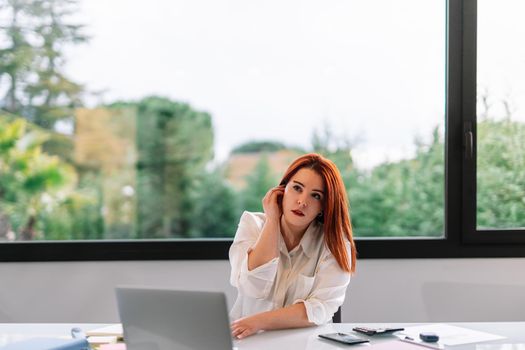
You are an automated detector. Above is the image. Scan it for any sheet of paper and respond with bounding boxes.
[477,345,525,350]
[86,324,123,338]
[367,340,434,349]
[401,324,505,346]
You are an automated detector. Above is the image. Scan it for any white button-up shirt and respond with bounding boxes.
[229,211,352,325]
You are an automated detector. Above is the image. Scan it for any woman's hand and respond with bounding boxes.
[231,314,264,339]
[262,185,285,223]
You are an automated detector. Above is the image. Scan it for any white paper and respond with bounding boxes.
[401,324,505,346]
[85,324,123,337]
[477,345,525,350]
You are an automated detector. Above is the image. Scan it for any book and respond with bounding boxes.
[86,324,123,340]
[98,344,126,350]
[0,337,90,350]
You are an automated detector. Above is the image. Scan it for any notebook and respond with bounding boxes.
[0,337,89,350]
[115,286,234,350]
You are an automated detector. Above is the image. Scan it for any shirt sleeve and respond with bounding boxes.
[294,241,352,325]
[229,211,279,300]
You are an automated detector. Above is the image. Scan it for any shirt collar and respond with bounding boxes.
[300,221,322,258]
[278,220,322,259]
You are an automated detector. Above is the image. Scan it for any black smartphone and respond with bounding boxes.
[318,333,370,345]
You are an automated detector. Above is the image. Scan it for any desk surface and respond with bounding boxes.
[1,322,524,349]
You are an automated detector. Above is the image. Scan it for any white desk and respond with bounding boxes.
[1,322,524,349]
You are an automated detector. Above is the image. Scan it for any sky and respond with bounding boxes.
[64,0,524,169]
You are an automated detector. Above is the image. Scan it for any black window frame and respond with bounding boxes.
[2,0,525,263]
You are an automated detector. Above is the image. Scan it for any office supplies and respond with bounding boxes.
[400,336,444,350]
[98,344,126,350]
[71,328,87,340]
[318,332,369,345]
[352,326,405,336]
[0,337,90,350]
[87,336,118,346]
[85,324,123,339]
[419,332,439,342]
[116,286,234,350]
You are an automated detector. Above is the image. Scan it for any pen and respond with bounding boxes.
[400,336,443,350]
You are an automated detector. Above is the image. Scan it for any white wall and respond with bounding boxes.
[0,258,524,323]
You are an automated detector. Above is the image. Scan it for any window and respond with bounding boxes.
[462,0,525,244]
[0,0,524,261]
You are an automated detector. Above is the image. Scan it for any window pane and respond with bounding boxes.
[0,0,445,241]
[477,0,525,229]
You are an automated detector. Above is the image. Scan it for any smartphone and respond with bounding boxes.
[318,333,370,345]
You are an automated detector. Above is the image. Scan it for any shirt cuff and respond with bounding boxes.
[294,298,333,326]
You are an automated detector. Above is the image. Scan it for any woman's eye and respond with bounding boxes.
[312,193,322,201]
[293,185,302,192]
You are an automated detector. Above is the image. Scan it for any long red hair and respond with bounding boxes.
[279,153,356,273]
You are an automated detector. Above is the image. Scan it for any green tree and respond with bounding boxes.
[240,155,277,213]
[25,0,88,129]
[133,96,214,238]
[0,116,76,239]
[232,141,288,154]
[350,127,444,237]
[189,168,240,238]
[477,117,525,228]
[0,0,38,114]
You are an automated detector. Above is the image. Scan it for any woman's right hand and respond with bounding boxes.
[262,185,284,223]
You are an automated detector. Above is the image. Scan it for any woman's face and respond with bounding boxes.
[282,168,325,228]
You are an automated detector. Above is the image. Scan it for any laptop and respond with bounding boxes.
[115,286,234,350]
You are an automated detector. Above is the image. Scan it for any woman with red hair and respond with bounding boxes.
[229,153,357,339]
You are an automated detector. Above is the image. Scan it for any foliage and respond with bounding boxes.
[0,0,88,130]
[189,168,241,238]
[239,155,278,213]
[0,116,73,239]
[350,127,444,237]
[477,117,525,228]
[231,141,288,154]
[134,96,214,238]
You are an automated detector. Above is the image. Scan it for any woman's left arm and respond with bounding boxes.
[231,303,313,339]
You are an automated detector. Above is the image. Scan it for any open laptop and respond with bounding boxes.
[115,286,234,350]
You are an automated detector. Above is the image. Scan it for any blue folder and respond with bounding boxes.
[0,337,90,350]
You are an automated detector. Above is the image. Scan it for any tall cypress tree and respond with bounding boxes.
[25,0,88,128]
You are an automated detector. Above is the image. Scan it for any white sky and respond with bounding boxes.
[64,0,525,168]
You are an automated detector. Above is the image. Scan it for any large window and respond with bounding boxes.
[476,0,525,230]
[0,0,524,260]
[462,0,525,245]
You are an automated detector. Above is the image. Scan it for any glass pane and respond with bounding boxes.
[0,0,445,241]
[477,0,525,229]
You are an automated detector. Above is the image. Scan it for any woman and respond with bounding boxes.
[229,153,357,339]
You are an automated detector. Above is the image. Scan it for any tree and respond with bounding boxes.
[133,96,214,238]
[0,0,38,114]
[231,141,288,154]
[240,155,277,213]
[25,0,88,129]
[0,116,76,239]
[189,168,240,238]
[477,117,525,228]
[0,0,88,129]
[349,127,444,237]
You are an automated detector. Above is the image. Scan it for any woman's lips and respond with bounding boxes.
[291,210,305,217]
